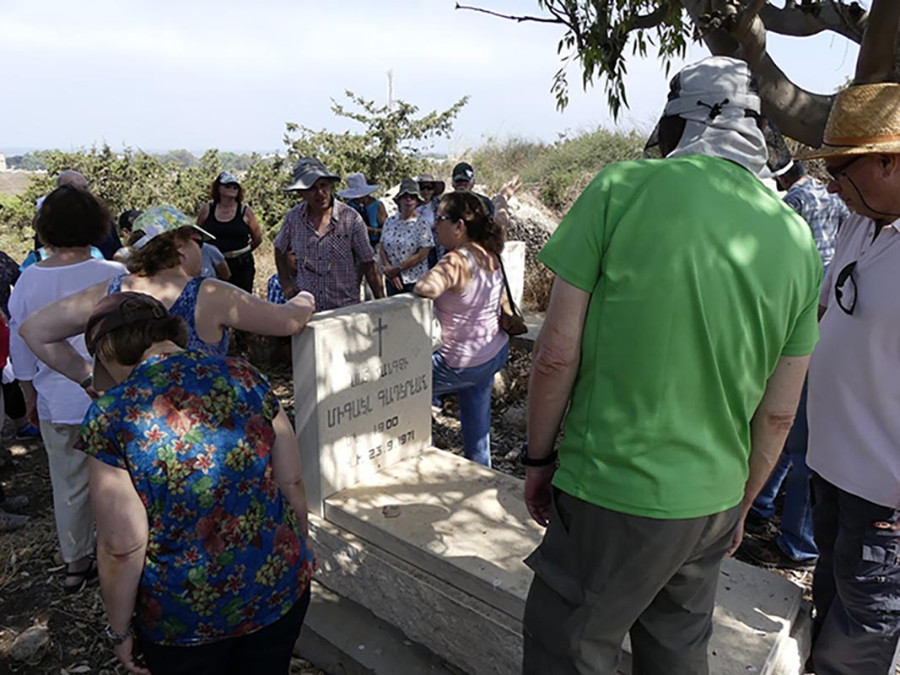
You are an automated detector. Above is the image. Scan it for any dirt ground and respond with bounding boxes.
[0,342,811,674]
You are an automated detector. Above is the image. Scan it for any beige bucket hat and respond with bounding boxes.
[799,83,900,160]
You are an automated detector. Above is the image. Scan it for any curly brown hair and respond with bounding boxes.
[125,228,192,276]
[210,177,245,204]
[35,185,112,248]
[438,192,505,254]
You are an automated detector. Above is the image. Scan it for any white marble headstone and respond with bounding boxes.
[501,241,525,309]
[292,295,435,515]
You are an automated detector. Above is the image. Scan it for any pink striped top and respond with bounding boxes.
[434,247,509,368]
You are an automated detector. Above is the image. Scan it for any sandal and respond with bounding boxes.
[63,559,98,595]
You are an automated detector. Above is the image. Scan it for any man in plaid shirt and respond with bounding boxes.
[274,158,385,311]
[777,160,849,269]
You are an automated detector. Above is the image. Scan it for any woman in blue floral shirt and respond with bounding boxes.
[78,292,314,675]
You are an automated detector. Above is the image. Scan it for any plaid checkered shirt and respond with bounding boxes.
[273,200,375,311]
[783,175,849,268]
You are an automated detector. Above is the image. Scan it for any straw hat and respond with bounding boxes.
[799,83,900,160]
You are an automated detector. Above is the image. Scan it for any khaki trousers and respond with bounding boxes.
[523,489,741,675]
[39,421,94,562]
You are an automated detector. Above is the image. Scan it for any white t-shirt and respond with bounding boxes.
[9,258,126,424]
[200,243,225,279]
[808,213,900,507]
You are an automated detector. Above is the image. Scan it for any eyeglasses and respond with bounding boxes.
[221,183,239,189]
[826,156,863,181]
[435,215,453,223]
[419,183,435,191]
[834,260,858,315]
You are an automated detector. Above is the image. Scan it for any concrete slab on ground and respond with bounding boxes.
[297,581,459,675]
[322,448,810,675]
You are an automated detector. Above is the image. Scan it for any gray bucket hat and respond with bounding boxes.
[284,157,340,191]
[393,178,424,205]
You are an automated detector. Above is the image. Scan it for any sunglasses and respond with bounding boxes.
[419,183,435,191]
[221,183,240,189]
[834,260,858,315]
[825,156,863,181]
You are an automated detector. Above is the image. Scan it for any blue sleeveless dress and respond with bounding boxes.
[107,275,229,357]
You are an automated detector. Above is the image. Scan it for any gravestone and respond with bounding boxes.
[292,295,435,515]
[500,241,525,308]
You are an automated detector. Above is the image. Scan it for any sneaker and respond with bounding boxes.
[738,538,815,570]
[0,495,28,512]
[744,511,777,538]
[0,508,29,532]
[15,423,41,439]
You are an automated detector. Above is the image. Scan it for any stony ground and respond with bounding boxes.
[0,340,815,673]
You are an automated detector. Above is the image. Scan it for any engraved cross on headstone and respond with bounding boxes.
[372,317,388,358]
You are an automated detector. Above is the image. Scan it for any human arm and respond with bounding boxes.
[243,205,264,251]
[195,279,314,338]
[362,261,386,298]
[196,202,210,227]
[89,456,150,675]
[274,246,298,299]
[377,200,387,227]
[726,354,810,556]
[214,259,231,281]
[523,278,590,526]
[492,176,520,232]
[18,281,108,385]
[271,406,309,539]
[413,250,466,299]
[351,213,384,299]
[385,247,431,283]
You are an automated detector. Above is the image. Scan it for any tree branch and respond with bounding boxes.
[682,0,833,146]
[631,5,672,30]
[454,3,565,24]
[759,1,866,42]
[855,0,900,83]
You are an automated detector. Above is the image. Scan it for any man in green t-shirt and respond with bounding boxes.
[521,56,821,674]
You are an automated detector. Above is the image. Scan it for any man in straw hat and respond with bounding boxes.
[521,55,821,674]
[274,158,385,311]
[797,82,900,675]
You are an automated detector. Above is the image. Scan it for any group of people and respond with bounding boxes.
[521,55,900,675]
[8,51,896,675]
[0,151,518,672]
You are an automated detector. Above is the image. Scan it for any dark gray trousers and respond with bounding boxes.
[522,489,741,675]
[811,474,900,675]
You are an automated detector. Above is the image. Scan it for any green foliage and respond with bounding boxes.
[533,0,688,117]
[0,194,35,260]
[466,127,646,212]
[284,91,469,188]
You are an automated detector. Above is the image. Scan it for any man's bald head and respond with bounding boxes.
[57,170,88,190]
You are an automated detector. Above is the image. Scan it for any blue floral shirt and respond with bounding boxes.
[79,351,314,646]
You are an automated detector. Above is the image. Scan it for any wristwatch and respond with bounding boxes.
[104,624,132,646]
[79,374,93,390]
[518,442,558,467]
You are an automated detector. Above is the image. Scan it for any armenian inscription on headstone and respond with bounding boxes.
[292,295,434,515]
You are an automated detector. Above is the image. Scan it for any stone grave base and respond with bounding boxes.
[297,448,812,675]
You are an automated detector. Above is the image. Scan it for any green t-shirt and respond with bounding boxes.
[538,154,821,519]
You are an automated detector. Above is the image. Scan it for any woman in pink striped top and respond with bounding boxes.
[414,192,509,467]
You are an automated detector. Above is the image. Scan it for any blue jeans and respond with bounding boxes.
[432,343,509,468]
[750,380,817,561]
[811,474,900,675]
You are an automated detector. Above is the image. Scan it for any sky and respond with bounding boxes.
[0,0,861,157]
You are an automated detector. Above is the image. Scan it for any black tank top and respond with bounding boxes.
[203,202,250,253]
